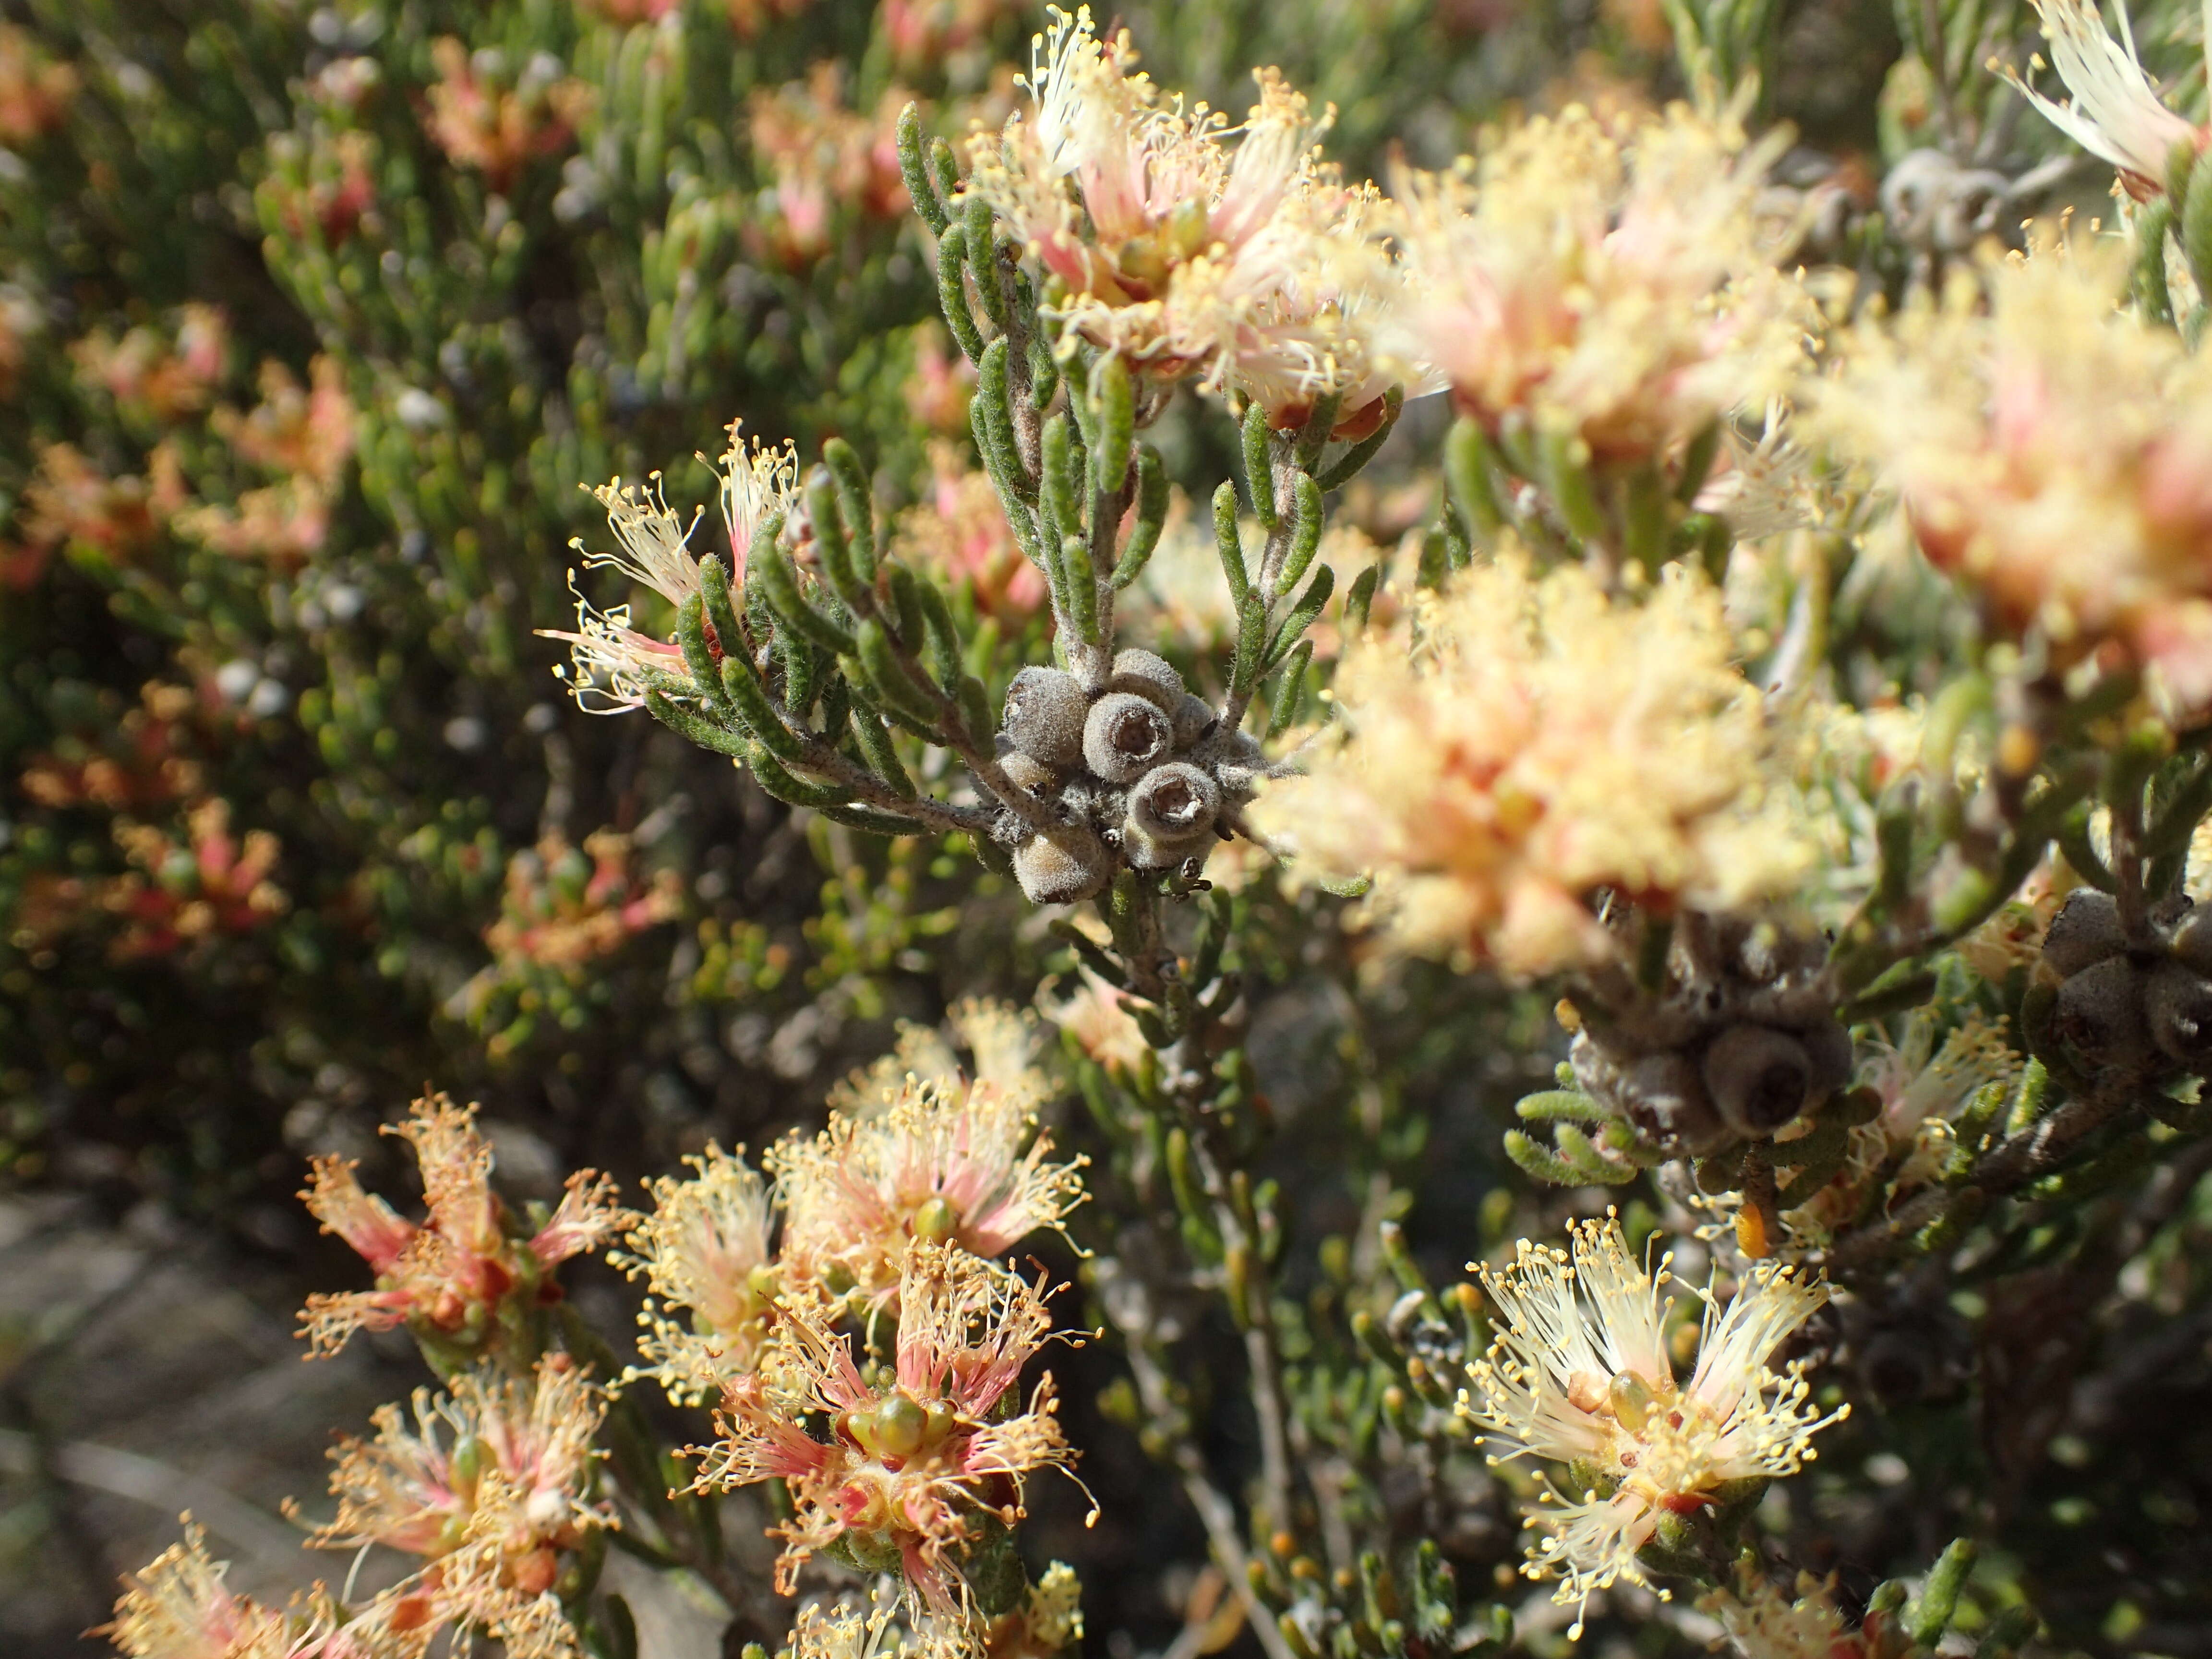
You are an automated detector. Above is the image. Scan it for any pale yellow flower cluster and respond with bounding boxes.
[1810,240,2212,714]
[969,5,1395,429]
[1384,105,1811,465]
[307,1355,615,1659]
[618,1000,1081,1407]
[1464,1217,1845,1637]
[1255,551,1818,976]
[103,1523,358,1659]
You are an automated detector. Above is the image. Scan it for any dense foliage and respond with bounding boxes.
[12,0,2212,1657]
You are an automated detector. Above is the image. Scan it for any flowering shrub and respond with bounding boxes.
[14,0,2212,1655]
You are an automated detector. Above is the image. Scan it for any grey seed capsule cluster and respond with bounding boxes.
[995,649,1258,904]
[2034,888,2212,1071]
[1569,915,1853,1154]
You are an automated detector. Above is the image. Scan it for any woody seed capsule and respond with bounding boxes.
[1083,692,1174,783]
[1702,1024,1815,1136]
[1012,822,1112,905]
[1109,647,1187,713]
[2041,888,2127,977]
[1001,667,1089,768]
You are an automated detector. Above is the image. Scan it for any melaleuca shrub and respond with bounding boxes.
[23,0,2212,1657]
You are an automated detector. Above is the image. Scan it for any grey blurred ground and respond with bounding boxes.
[0,1191,773,1657]
[0,1190,418,1653]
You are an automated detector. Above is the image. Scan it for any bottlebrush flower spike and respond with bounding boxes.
[685,1243,1086,1618]
[616,1142,780,1406]
[773,1074,1086,1304]
[2001,0,2206,196]
[299,1092,625,1361]
[1463,1215,1845,1637]
[309,1355,613,1659]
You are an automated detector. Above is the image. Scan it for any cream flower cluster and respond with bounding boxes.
[1253,550,1819,976]
[1810,240,2212,714]
[305,1357,615,1659]
[972,9,1803,461]
[1464,1217,1845,1636]
[547,420,797,712]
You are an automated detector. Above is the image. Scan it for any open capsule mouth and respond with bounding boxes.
[1738,1061,1811,1131]
[1109,709,1165,758]
[1149,779,1202,826]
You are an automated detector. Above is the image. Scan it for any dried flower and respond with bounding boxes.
[1254,550,1818,976]
[1384,105,1808,465]
[747,68,911,267]
[299,1093,625,1361]
[0,23,78,144]
[1810,239,2212,713]
[103,1522,351,1659]
[71,305,230,425]
[311,1356,612,1659]
[617,1142,780,1406]
[686,1243,1081,1616]
[1464,1216,1845,1636]
[774,1070,1085,1303]
[896,445,1046,619]
[2001,0,2205,196]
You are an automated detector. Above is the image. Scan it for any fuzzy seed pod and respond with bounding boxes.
[1702,1024,1814,1136]
[1011,822,1112,905]
[2051,955,2151,1067]
[997,749,1057,793]
[1171,692,1217,751]
[2145,962,2212,1064]
[1001,667,1090,768]
[1110,648,1186,713]
[2172,906,2212,974]
[2041,887,2127,978]
[1127,762,1221,842]
[1083,692,1174,782]
[1802,1020,1855,1098]
[1620,1049,1728,1154]
[1124,823,1214,871]
[1123,763,1222,869]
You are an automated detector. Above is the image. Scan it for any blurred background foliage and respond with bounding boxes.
[9,0,2212,1653]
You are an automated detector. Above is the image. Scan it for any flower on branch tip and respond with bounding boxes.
[1999,0,2206,197]
[1253,548,1819,977]
[774,1070,1086,1306]
[1463,1216,1845,1638]
[1382,104,1810,468]
[685,1242,1088,1620]
[1808,235,2212,716]
[308,1355,613,1659]
[969,6,1393,430]
[298,1092,626,1362]
[829,997,1055,1120]
[615,1142,780,1407]
[544,421,795,712]
[103,1519,357,1659]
